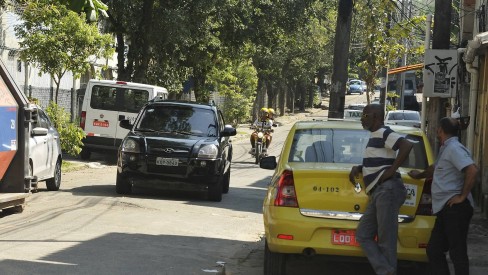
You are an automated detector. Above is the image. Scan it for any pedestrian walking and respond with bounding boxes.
[408,117,478,275]
[349,104,413,275]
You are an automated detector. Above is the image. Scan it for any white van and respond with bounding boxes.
[79,80,168,160]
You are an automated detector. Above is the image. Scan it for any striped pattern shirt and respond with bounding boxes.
[363,126,404,193]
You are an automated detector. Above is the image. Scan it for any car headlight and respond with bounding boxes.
[198,144,218,159]
[121,138,141,153]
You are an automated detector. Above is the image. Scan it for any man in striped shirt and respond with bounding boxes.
[349,104,413,275]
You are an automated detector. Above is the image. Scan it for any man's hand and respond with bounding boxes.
[408,170,422,179]
[378,168,395,183]
[447,194,466,207]
[349,166,361,185]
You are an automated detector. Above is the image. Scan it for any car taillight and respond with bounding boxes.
[80,111,86,130]
[274,170,299,207]
[415,178,433,216]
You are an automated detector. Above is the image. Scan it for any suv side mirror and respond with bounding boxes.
[221,125,237,137]
[119,119,133,130]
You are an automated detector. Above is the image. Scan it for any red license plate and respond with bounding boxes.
[331,230,360,246]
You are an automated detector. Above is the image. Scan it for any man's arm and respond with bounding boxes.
[447,164,478,206]
[408,165,434,179]
[380,138,412,182]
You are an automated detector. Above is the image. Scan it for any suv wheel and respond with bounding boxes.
[264,240,286,275]
[116,172,132,195]
[222,168,230,194]
[208,179,223,202]
[46,159,61,191]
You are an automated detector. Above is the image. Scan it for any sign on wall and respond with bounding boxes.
[423,49,458,98]
[0,77,18,181]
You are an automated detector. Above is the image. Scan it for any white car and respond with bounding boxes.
[385,110,421,128]
[29,106,62,191]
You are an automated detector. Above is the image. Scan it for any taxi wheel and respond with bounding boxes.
[222,168,230,194]
[264,240,286,275]
[46,159,61,191]
[116,172,132,195]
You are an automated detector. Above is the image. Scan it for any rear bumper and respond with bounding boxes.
[263,206,435,262]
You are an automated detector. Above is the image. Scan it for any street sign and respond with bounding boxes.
[423,49,458,98]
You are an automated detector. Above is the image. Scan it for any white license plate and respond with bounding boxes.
[156,157,178,166]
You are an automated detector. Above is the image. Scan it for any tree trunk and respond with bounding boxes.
[328,0,353,119]
[279,82,286,116]
[133,0,154,83]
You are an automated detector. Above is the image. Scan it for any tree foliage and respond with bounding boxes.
[15,0,114,103]
[45,102,85,156]
[354,0,425,103]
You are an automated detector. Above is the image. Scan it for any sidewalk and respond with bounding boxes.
[466,206,488,274]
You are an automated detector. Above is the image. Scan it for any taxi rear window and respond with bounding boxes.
[288,129,428,169]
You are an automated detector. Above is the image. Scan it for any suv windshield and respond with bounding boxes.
[136,106,217,137]
[289,129,428,169]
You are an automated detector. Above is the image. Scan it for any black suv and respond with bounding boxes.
[116,100,236,201]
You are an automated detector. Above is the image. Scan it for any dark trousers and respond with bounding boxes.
[427,199,473,275]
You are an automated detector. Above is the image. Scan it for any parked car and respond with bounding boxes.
[347,79,365,95]
[116,100,236,202]
[29,105,62,192]
[385,110,421,128]
[260,120,434,274]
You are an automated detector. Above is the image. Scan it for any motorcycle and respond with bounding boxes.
[250,123,275,164]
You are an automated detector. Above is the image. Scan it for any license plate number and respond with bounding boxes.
[331,230,360,246]
[156,157,178,166]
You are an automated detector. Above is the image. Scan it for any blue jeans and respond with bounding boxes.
[356,177,407,275]
[427,199,473,275]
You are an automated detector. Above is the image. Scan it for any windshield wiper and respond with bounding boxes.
[171,130,192,135]
[135,128,156,132]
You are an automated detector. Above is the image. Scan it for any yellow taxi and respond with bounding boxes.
[260,120,435,274]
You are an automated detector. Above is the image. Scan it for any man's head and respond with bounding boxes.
[361,104,384,132]
[437,117,459,142]
[268,108,275,119]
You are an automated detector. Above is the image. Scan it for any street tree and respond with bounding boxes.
[61,0,108,22]
[15,0,114,103]
[356,0,425,105]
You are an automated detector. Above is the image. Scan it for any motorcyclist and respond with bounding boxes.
[249,108,273,154]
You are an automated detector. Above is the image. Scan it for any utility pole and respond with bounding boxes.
[328,0,353,119]
[426,0,452,153]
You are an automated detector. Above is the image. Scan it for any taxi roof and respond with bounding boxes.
[292,119,424,136]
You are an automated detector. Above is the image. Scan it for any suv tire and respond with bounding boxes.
[222,168,230,194]
[116,172,132,195]
[208,179,223,202]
